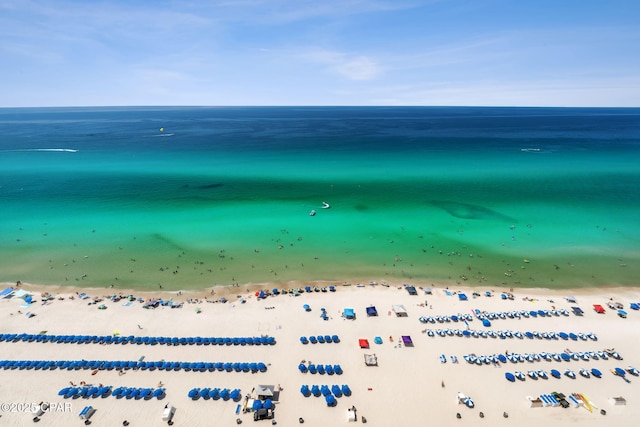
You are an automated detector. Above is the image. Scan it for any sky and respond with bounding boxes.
[1,0,639,107]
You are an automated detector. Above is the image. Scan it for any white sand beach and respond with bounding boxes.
[1,281,639,427]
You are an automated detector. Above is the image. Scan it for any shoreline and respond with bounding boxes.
[4,277,640,300]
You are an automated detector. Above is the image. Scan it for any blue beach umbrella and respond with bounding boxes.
[325,394,337,406]
[220,389,231,400]
[311,385,321,396]
[341,384,352,396]
[505,372,515,382]
[209,388,220,400]
[300,385,311,397]
[331,385,342,397]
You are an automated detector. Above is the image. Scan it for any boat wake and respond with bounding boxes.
[1,148,78,153]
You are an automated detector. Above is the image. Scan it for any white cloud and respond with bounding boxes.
[333,56,381,81]
[302,50,382,81]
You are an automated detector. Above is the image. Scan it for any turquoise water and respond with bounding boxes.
[1,107,639,290]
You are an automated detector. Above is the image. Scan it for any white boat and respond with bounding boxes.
[321,202,330,209]
[309,210,316,216]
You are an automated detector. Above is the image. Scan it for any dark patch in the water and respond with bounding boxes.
[354,204,369,211]
[194,183,223,190]
[430,200,515,222]
[152,233,184,251]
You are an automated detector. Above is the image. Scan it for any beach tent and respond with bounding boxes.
[424,287,432,295]
[343,308,355,319]
[256,385,275,400]
[401,336,413,346]
[565,296,577,303]
[13,289,32,300]
[617,310,627,318]
[359,339,370,349]
[364,354,378,366]
[571,307,584,316]
[593,304,606,314]
[405,286,417,295]
[366,306,378,316]
[458,293,468,301]
[392,305,408,317]
[0,288,14,298]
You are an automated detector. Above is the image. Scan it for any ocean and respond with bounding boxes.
[0,106,638,290]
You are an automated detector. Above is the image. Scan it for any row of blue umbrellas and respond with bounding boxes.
[300,335,340,344]
[300,384,352,404]
[505,368,603,382]
[188,387,241,401]
[464,349,617,366]
[298,363,343,375]
[428,328,597,341]
[0,360,267,373]
[475,308,570,320]
[112,387,166,399]
[0,333,276,346]
[58,385,115,399]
